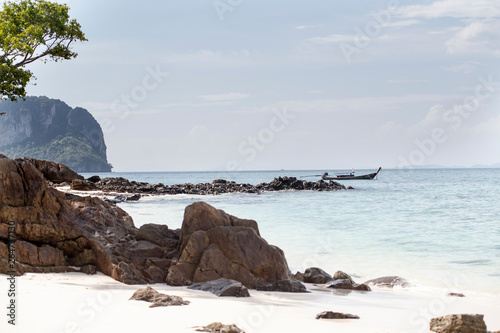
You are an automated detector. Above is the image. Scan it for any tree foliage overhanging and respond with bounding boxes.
[0,0,86,101]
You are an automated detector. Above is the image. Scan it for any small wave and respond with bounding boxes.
[449,259,491,265]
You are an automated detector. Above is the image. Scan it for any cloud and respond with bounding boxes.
[399,0,500,19]
[445,61,483,74]
[307,34,359,44]
[388,79,429,84]
[445,20,500,56]
[382,19,420,28]
[198,93,250,102]
[295,25,319,30]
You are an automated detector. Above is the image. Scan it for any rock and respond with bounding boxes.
[87,175,101,183]
[16,158,83,184]
[326,279,371,291]
[316,311,360,320]
[430,314,487,333]
[364,276,411,288]
[126,194,141,201]
[166,202,304,292]
[71,179,97,191]
[448,292,466,297]
[136,224,179,248]
[255,279,307,293]
[293,271,304,281]
[0,155,179,284]
[303,267,332,284]
[189,278,250,297]
[332,270,354,283]
[195,322,245,333]
[129,286,190,308]
[80,265,97,275]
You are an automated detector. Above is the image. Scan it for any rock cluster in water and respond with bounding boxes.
[71,175,352,195]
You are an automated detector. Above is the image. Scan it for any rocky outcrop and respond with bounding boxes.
[430,314,487,333]
[129,286,190,308]
[166,202,306,292]
[0,155,178,284]
[16,158,83,184]
[88,176,350,195]
[189,278,250,297]
[316,311,360,320]
[0,96,111,172]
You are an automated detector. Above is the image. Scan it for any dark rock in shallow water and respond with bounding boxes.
[364,276,411,288]
[189,278,250,297]
[429,314,487,333]
[448,292,466,297]
[325,271,371,291]
[316,311,360,320]
[129,286,190,308]
[326,279,371,291]
[88,175,350,195]
[303,267,332,284]
[87,175,101,183]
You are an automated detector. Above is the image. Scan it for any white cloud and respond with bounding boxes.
[198,93,250,102]
[382,19,420,28]
[399,0,500,19]
[307,34,361,44]
[295,25,318,30]
[445,20,500,56]
[445,61,482,74]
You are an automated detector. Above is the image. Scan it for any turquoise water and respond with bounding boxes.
[82,168,500,296]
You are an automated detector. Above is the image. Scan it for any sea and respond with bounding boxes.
[82,168,500,298]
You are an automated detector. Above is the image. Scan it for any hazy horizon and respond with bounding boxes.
[14,0,500,172]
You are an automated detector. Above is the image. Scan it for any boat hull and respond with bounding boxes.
[322,167,381,181]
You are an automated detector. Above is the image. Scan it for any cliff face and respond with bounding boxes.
[0,96,111,172]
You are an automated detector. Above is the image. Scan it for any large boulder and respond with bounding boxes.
[16,157,83,184]
[166,202,305,292]
[430,314,487,333]
[0,155,178,284]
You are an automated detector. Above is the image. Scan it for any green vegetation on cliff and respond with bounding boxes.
[0,96,112,172]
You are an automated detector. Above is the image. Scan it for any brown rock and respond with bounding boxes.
[70,179,96,191]
[0,155,179,284]
[166,202,305,292]
[326,279,371,291]
[332,270,355,284]
[448,292,466,297]
[430,314,487,333]
[316,311,360,320]
[16,158,83,184]
[293,271,304,281]
[129,286,190,308]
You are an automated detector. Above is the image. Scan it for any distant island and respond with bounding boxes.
[0,96,112,172]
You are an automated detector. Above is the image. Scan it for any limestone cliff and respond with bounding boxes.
[0,96,111,172]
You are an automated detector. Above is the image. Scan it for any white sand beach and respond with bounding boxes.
[1,272,499,333]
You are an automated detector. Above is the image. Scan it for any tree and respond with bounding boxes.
[0,0,86,101]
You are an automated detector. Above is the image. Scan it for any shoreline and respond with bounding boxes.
[1,272,499,333]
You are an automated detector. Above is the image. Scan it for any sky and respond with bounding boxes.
[20,0,500,171]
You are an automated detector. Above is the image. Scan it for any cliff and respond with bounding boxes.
[0,96,111,172]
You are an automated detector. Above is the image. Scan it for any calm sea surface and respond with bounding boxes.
[81,168,500,296]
